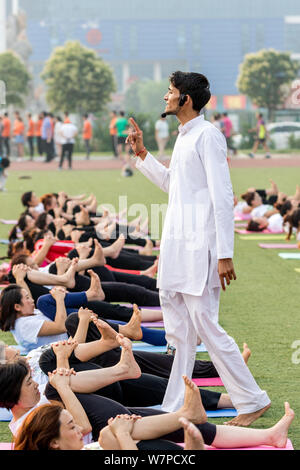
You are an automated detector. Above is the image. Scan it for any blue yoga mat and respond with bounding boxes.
[278,253,300,260]
[0,408,13,422]
[146,404,237,417]
[132,342,207,353]
[206,409,238,418]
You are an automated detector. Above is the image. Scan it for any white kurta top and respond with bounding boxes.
[136,115,234,296]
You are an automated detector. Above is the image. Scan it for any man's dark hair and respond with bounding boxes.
[0,358,29,409]
[120,111,125,117]
[21,192,33,208]
[169,71,211,112]
[247,220,263,232]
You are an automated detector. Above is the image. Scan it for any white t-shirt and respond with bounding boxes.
[234,201,249,215]
[251,204,272,218]
[11,309,68,356]
[267,213,283,233]
[54,122,64,145]
[61,123,78,145]
[155,120,169,139]
[33,202,45,214]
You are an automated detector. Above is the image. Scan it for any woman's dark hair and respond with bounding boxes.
[284,209,300,240]
[246,220,263,232]
[279,201,292,217]
[14,403,64,450]
[169,71,211,112]
[0,284,24,332]
[0,358,30,409]
[36,212,49,231]
[7,240,27,259]
[21,192,33,208]
[241,192,255,207]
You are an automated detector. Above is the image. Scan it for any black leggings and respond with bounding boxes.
[65,313,219,379]
[40,346,220,412]
[44,384,217,448]
[48,263,160,306]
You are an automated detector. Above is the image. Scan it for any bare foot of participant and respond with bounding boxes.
[179,417,206,451]
[139,239,153,256]
[140,260,158,278]
[103,234,126,259]
[119,304,143,341]
[63,258,78,289]
[115,334,141,380]
[224,402,271,427]
[242,343,251,364]
[177,376,207,425]
[91,239,106,266]
[266,402,295,448]
[86,269,105,301]
[92,317,119,349]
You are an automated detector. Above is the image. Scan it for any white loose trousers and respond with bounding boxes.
[160,286,271,414]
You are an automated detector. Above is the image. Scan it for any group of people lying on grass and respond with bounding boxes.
[234,180,300,238]
[0,189,295,450]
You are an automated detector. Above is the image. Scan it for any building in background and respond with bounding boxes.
[0,0,299,121]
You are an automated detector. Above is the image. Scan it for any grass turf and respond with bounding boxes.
[0,164,300,448]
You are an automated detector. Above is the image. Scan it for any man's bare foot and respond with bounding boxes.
[266,402,295,448]
[179,417,205,451]
[139,239,153,256]
[63,258,78,289]
[119,304,143,341]
[92,239,106,266]
[116,334,141,380]
[141,260,158,278]
[86,270,105,301]
[177,376,207,425]
[242,343,251,364]
[224,403,271,427]
[104,234,126,259]
[92,318,119,348]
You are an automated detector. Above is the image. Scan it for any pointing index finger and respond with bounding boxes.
[129,117,141,133]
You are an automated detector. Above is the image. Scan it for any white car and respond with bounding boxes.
[266,122,300,150]
[232,121,300,150]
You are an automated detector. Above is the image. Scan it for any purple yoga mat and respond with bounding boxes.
[141,321,164,328]
[120,304,162,310]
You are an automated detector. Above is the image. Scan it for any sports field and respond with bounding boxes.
[1,158,300,448]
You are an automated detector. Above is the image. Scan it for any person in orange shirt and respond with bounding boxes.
[2,113,11,159]
[109,111,118,158]
[82,113,93,160]
[13,116,25,161]
[27,113,35,160]
[35,113,44,157]
[64,112,71,124]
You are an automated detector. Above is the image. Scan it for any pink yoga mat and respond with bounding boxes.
[177,439,293,451]
[193,377,224,387]
[235,228,283,235]
[259,243,298,249]
[0,443,14,450]
[234,214,252,221]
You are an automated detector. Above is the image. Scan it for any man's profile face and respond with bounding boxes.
[164,83,181,116]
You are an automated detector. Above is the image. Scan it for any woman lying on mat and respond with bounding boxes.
[11,370,294,451]
[246,200,297,233]
[0,277,165,357]
[9,244,160,310]
[0,339,235,447]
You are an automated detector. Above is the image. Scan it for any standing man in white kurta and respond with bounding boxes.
[127,71,271,426]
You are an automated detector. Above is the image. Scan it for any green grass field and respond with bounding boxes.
[1,164,300,448]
